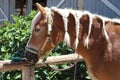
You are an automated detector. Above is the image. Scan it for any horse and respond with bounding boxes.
[25,3,120,80]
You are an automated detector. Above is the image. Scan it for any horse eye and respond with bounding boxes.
[35,28,40,32]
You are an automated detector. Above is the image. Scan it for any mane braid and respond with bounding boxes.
[51,7,71,46]
[62,9,70,46]
[70,10,82,49]
[32,7,120,50]
[98,15,111,42]
[84,12,94,49]
[45,8,52,34]
[51,8,111,49]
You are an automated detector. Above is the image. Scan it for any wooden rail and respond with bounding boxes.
[0,54,83,80]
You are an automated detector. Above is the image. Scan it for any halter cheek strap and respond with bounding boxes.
[41,36,55,53]
[40,8,54,54]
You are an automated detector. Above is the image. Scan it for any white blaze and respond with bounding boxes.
[31,12,41,32]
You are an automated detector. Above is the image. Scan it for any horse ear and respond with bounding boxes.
[36,3,46,16]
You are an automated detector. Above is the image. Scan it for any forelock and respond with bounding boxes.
[31,11,41,32]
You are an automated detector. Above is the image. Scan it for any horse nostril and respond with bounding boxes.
[24,50,39,64]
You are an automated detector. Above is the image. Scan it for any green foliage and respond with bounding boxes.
[0,10,90,80]
[0,10,37,60]
[52,42,75,55]
[0,10,37,80]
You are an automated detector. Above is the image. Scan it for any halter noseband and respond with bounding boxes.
[25,8,54,56]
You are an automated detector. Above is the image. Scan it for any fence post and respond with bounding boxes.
[22,65,35,80]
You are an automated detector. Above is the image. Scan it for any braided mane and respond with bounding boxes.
[31,7,120,49]
[51,7,113,49]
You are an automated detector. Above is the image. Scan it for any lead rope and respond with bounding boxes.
[73,54,79,80]
[73,61,77,80]
[42,54,79,80]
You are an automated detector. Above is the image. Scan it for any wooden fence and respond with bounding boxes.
[0,54,83,80]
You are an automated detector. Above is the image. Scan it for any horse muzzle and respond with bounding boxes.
[24,46,39,64]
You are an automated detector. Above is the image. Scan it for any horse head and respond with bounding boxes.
[25,3,55,64]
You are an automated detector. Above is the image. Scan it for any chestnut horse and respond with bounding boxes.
[25,3,120,80]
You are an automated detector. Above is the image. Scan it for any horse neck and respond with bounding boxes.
[51,9,92,48]
[50,9,107,62]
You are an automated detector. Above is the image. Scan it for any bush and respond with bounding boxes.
[0,10,37,60]
[0,10,90,80]
[0,10,37,80]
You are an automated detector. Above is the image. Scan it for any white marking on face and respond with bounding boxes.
[31,12,41,32]
[27,11,42,49]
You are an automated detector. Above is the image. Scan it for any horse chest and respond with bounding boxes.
[87,66,99,80]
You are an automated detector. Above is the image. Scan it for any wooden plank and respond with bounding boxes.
[9,0,15,22]
[83,0,120,18]
[0,8,8,21]
[4,0,9,20]
[0,54,83,72]
[83,0,96,12]
[56,0,66,8]
[47,0,78,9]
[0,0,9,23]
[78,0,83,10]
[22,65,35,80]
[0,0,3,18]
[26,0,33,15]
[70,0,77,9]
[0,60,27,71]
[101,0,120,17]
